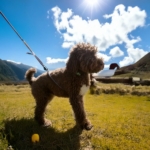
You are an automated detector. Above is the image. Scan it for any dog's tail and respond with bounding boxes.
[25,68,36,85]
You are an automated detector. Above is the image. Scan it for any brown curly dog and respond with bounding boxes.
[25,43,104,130]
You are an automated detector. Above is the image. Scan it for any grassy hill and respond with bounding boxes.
[115,52,150,79]
[0,59,18,81]
[0,59,44,82]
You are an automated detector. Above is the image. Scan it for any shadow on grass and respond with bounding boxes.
[3,118,82,150]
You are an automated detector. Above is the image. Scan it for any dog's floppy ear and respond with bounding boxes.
[66,51,78,73]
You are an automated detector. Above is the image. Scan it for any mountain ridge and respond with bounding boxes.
[0,59,44,81]
[1,52,150,82]
[115,52,150,78]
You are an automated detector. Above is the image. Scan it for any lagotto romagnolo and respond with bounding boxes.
[25,43,104,130]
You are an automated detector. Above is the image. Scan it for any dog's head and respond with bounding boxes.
[66,43,104,74]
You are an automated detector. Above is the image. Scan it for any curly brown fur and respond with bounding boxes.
[25,68,36,85]
[25,43,104,130]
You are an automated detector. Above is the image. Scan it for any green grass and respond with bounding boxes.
[0,84,150,150]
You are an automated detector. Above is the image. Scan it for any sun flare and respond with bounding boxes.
[86,0,99,7]
[81,0,104,18]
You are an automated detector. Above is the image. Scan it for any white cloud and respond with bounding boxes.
[119,47,148,67]
[46,57,68,64]
[119,56,134,67]
[51,6,61,20]
[51,6,73,33]
[109,46,124,57]
[62,42,74,48]
[98,53,111,62]
[125,36,141,49]
[7,60,21,64]
[127,47,148,62]
[48,4,148,69]
[104,64,110,69]
[50,4,146,51]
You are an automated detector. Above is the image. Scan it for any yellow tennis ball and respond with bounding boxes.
[31,134,40,143]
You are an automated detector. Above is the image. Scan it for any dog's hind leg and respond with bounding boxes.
[69,95,93,130]
[34,94,54,127]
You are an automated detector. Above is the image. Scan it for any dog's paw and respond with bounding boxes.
[83,123,93,130]
[42,119,52,127]
[80,120,93,130]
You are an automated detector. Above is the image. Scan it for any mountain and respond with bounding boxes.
[1,52,149,82]
[115,52,150,78]
[0,59,44,82]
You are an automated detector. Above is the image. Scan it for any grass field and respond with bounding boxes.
[0,84,150,150]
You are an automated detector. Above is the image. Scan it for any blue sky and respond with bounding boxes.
[0,0,150,71]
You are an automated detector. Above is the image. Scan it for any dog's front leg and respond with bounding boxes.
[69,95,93,130]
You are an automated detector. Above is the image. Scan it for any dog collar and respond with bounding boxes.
[76,72,81,76]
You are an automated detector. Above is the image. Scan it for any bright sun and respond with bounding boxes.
[81,0,102,18]
[86,0,99,7]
